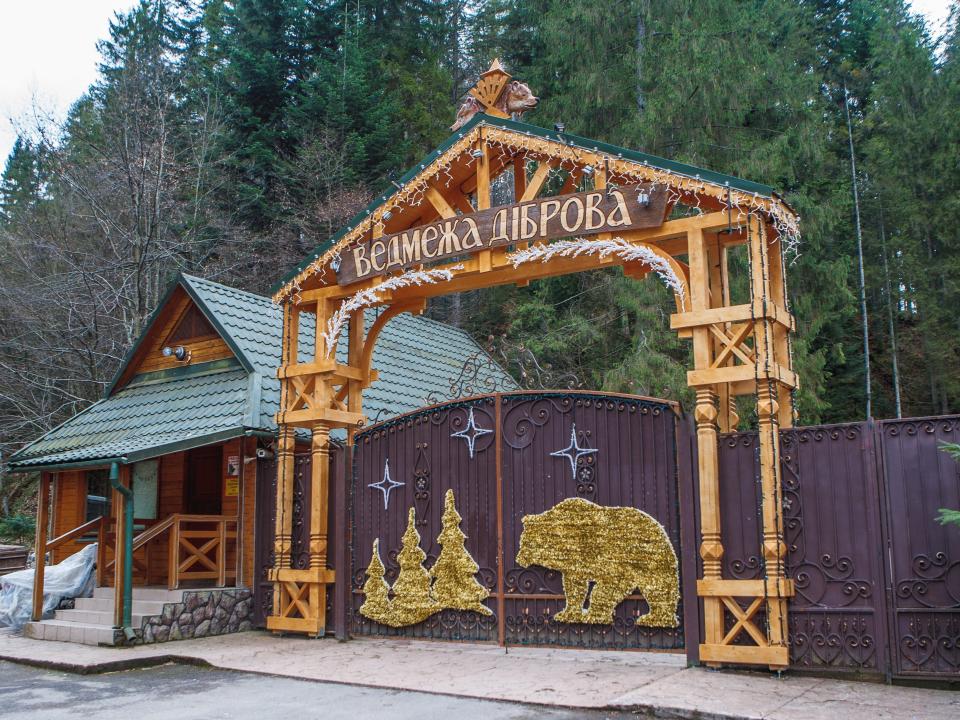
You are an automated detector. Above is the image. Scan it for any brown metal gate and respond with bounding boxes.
[879,416,960,679]
[350,391,688,650]
[715,416,960,681]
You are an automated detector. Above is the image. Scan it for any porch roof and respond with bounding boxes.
[7,275,515,471]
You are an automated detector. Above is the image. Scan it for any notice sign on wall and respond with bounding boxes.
[227,455,240,476]
[225,477,239,497]
[336,184,666,284]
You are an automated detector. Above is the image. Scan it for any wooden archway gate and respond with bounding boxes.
[267,86,798,669]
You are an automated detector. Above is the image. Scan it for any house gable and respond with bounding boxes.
[112,286,235,391]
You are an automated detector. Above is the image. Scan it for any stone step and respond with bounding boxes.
[74,597,169,615]
[93,586,185,603]
[54,608,153,627]
[22,620,115,646]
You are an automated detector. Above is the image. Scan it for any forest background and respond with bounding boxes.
[1,0,958,478]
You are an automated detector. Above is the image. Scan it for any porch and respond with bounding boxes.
[24,437,258,643]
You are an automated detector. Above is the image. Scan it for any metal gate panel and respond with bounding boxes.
[499,393,683,649]
[879,416,960,679]
[350,391,683,650]
[351,397,499,641]
[716,423,889,676]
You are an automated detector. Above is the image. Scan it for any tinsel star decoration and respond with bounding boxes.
[450,406,493,459]
[369,458,405,510]
[550,423,598,478]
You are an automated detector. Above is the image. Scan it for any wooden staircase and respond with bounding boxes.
[23,586,184,646]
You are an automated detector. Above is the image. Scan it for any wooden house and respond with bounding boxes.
[6,273,513,644]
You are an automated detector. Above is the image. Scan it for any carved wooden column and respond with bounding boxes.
[686,227,726,654]
[749,217,790,655]
[270,302,298,622]
[309,421,331,631]
[694,387,725,652]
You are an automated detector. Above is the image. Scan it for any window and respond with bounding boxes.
[86,470,111,521]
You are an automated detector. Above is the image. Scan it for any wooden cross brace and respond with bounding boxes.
[720,596,768,647]
[709,322,755,368]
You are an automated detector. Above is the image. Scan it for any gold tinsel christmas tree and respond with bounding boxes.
[388,507,440,626]
[431,489,492,615]
[358,538,393,624]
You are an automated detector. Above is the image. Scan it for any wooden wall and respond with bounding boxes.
[51,470,86,563]
[49,437,256,589]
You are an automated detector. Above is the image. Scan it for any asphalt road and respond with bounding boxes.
[0,660,644,719]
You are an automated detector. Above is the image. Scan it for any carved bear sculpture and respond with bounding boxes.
[451,81,539,131]
[516,498,680,626]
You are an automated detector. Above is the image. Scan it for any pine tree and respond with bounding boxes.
[431,489,492,615]
[389,507,440,625]
[358,538,393,624]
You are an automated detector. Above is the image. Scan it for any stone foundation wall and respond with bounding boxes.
[129,589,253,645]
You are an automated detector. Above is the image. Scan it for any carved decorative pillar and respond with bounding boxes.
[694,388,725,649]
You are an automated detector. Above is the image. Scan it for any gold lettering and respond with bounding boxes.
[370,240,387,271]
[460,218,483,249]
[421,226,440,257]
[539,199,561,236]
[490,208,510,245]
[401,229,422,264]
[438,220,462,255]
[520,204,538,240]
[352,246,372,278]
[384,236,402,270]
[560,197,585,233]
[606,190,632,227]
[585,192,605,231]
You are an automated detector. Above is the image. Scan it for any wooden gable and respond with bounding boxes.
[113,286,234,390]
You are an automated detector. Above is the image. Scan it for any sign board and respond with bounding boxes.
[336,184,666,284]
[225,477,240,497]
[227,455,240,477]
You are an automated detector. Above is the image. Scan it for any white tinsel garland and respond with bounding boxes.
[321,266,464,357]
[507,237,686,303]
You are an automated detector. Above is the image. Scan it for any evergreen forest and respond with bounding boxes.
[2,0,959,462]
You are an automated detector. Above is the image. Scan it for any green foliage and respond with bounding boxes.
[0,514,35,545]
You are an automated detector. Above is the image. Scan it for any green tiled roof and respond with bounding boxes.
[8,275,515,469]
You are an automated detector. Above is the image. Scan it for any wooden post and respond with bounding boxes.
[31,472,51,622]
[707,235,737,432]
[97,516,107,588]
[272,425,296,618]
[687,227,726,657]
[113,465,130,627]
[309,422,331,634]
[476,131,492,272]
[271,301,300,620]
[168,515,179,590]
[217,518,227,587]
[749,217,790,657]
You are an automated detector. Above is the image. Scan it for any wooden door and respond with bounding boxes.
[186,445,223,515]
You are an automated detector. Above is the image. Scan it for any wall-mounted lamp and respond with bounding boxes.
[471,148,484,158]
[637,190,651,207]
[581,165,594,177]
[162,345,191,362]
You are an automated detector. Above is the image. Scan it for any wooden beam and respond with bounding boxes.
[520,161,552,202]
[697,578,795,597]
[425,186,457,219]
[698,643,789,668]
[31,472,51,622]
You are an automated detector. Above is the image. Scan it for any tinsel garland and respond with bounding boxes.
[516,497,679,627]
[359,491,492,627]
[275,121,801,302]
[431,489,493,615]
[321,265,463,357]
[507,237,686,305]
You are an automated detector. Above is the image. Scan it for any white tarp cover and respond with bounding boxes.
[0,543,97,629]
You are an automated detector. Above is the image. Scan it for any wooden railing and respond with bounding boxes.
[101,514,238,590]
